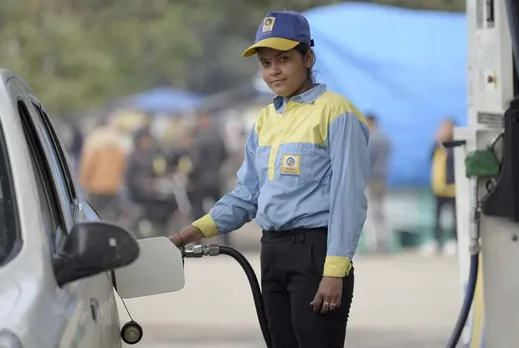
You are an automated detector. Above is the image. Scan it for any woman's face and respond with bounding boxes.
[258,47,312,97]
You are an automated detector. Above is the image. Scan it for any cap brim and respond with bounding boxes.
[242,38,300,57]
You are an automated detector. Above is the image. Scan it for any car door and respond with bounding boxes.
[2,77,100,348]
[28,99,118,347]
[16,92,105,348]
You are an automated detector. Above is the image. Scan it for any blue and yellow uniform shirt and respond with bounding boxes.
[193,84,370,278]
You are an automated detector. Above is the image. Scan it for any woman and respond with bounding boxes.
[169,10,370,348]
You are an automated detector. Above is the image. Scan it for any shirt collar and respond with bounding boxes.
[273,83,327,112]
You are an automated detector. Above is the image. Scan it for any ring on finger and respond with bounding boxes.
[330,302,337,309]
[323,302,330,307]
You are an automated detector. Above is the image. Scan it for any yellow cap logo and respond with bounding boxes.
[262,17,276,33]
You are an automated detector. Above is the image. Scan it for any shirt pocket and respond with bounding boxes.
[276,143,315,187]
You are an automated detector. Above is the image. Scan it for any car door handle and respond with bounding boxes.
[90,298,99,321]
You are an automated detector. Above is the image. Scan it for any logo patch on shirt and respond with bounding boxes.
[262,17,276,33]
[281,154,300,175]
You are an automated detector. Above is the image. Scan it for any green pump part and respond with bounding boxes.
[464,147,501,178]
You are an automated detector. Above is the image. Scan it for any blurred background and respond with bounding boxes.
[2,0,468,346]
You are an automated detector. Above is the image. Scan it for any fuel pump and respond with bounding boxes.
[448,0,519,347]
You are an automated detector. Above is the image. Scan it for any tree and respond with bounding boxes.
[0,0,465,114]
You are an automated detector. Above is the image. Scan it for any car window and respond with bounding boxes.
[32,103,76,203]
[18,101,65,250]
[0,116,20,265]
[21,101,75,222]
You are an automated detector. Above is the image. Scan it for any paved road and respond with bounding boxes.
[119,249,461,348]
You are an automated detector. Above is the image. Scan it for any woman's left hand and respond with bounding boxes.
[310,276,343,314]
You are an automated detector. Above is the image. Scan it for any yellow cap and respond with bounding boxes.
[242,37,300,57]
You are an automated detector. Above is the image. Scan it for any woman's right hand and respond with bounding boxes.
[169,225,205,247]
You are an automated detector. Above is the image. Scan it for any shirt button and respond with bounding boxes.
[285,112,290,116]
[279,130,283,133]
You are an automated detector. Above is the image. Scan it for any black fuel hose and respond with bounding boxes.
[446,253,479,348]
[218,246,273,348]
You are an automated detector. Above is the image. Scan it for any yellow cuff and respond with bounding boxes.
[323,256,352,277]
[192,214,219,238]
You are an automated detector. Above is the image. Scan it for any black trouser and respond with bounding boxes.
[434,196,457,246]
[261,228,354,348]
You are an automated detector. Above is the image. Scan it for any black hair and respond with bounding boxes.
[365,113,377,122]
[293,42,316,83]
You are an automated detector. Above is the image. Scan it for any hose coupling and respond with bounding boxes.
[469,239,481,255]
[183,244,220,258]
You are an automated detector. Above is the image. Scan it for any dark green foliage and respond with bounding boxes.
[0,0,465,114]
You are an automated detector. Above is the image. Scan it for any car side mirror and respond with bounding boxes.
[53,222,139,287]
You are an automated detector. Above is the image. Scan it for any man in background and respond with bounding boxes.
[125,131,157,213]
[424,117,457,256]
[365,114,392,253]
[78,118,130,221]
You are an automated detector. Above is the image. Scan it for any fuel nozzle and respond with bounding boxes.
[182,244,220,258]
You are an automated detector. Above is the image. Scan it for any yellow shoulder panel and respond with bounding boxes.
[316,91,367,125]
[315,91,367,142]
[254,91,366,147]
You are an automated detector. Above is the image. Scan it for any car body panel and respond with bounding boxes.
[0,69,186,348]
[0,71,121,348]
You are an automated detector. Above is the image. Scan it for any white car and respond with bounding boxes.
[0,70,185,348]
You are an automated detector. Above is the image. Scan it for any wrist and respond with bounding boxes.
[181,225,205,244]
[176,231,186,247]
[188,225,204,240]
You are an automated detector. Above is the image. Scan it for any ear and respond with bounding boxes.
[304,49,315,68]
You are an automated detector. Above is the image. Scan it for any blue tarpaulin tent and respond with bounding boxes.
[119,87,204,114]
[302,3,467,188]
